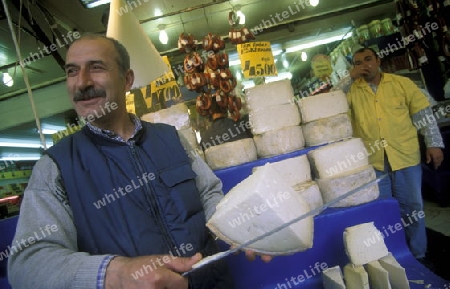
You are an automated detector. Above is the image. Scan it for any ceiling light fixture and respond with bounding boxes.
[0,141,43,148]
[80,0,111,8]
[310,0,320,7]
[0,155,41,161]
[3,71,13,87]
[235,5,246,25]
[285,30,352,53]
[158,24,169,44]
[301,51,308,61]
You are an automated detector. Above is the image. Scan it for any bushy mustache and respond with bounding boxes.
[73,87,106,102]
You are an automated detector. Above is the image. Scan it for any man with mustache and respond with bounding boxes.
[8,34,270,289]
[345,46,444,264]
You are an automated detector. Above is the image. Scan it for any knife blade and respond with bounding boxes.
[182,173,387,276]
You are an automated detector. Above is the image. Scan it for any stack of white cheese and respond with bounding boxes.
[252,155,323,213]
[245,80,305,158]
[297,90,352,147]
[322,222,410,289]
[207,163,314,255]
[141,103,203,159]
[307,138,380,208]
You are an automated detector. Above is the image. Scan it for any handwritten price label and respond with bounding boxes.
[237,41,278,78]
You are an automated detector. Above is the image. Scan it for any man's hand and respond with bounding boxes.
[350,65,370,80]
[105,253,202,289]
[426,147,444,169]
[243,249,273,263]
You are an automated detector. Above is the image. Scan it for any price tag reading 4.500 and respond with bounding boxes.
[237,41,278,79]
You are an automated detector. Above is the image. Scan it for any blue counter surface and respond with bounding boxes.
[213,148,449,289]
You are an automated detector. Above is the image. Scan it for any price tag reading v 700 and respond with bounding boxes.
[237,41,278,78]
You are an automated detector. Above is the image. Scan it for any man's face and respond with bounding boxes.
[352,49,381,82]
[64,38,133,120]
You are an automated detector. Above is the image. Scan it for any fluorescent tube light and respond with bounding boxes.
[80,0,111,8]
[0,156,41,161]
[0,142,43,148]
[286,31,353,53]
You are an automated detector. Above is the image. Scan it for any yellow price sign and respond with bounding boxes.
[125,92,136,114]
[150,56,181,108]
[237,41,277,78]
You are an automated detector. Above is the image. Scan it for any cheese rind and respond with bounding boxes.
[365,260,392,289]
[207,164,314,255]
[177,127,199,150]
[204,138,257,170]
[250,103,301,135]
[245,79,294,110]
[302,113,353,147]
[307,138,369,179]
[294,181,324,213]
[343,222,389,266]
[343,264,370,289]
[316,165,379,208]
[141,103,190,129]
[252,155,311,187]
[322,266,346,289]
[298,90,348,123]
[253,125,305,158]
[378,253,410,289]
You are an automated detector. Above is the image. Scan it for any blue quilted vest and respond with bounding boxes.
[46,122,234,289]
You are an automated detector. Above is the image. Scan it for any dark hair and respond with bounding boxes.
[69,34,130,75]
[352,47,379,63]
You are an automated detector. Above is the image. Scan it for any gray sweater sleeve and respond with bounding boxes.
[7,155,110,289]
[178,131,224,221]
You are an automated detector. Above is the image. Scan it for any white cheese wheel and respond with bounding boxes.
[378,253,410,289]
[365,260,392,289]
[252,155,311,187]
[302,113,353,147]
[177,127,199,150]
[322,266,346,289]
[207,163,314,255]
[307,138,369,179]
[250,103,301,135]
[294,181,324,213]
[343,222,389,266]
[297,90,348,123]
[253,125,305,158]
[316,165,379,208]
[204,138,257,170]
[244,79,294,110]
[343,264,370,289]
[141,103,190,130]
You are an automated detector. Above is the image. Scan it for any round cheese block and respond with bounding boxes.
[204,138,257,170]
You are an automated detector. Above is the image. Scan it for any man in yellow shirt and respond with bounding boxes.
[346,47,444,261]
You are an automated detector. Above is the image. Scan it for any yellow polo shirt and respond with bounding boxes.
[347,73,430,171]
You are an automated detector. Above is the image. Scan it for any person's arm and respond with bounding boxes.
[7,155,110,289]
[412,107,445,169]
[178,131,224,221]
